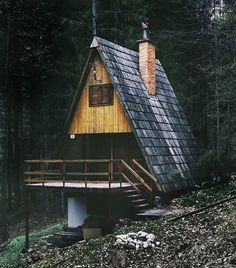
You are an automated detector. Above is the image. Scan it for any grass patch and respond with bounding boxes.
[0,220,66,268]
[173,175,236,208]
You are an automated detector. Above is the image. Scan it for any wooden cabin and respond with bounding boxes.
[24,31,200,230]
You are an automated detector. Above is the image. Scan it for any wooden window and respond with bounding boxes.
[89,84,113,107]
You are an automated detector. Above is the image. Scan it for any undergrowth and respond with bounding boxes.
[173,175,236,208]
[0,220,66,268]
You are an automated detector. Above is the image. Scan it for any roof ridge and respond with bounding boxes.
[92,36,138,56]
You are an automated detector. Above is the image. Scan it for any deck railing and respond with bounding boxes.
[24,159,122,188]
[24,159,159,196]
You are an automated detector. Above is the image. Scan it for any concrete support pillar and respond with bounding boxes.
[68,196,88,228]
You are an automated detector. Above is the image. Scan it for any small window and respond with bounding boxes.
[89,84,113,107]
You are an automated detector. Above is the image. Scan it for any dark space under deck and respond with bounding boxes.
[23,184,134,248]
[24,186,133,216]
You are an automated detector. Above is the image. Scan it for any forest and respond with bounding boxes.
[0,0,235,247]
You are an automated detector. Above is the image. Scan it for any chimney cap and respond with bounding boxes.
[141,17,149,29]
[141,17,150,40]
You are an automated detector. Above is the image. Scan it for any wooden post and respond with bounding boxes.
[43,188,48,218]
[110,136,114,182]
[120,160,122,188]
[108,161,111,189]
[42,162,45,187]
[62,161,65,188]
[61,161,65,214]
[85,162,87,188]
[61,191,65,214]
[24,190,29,249]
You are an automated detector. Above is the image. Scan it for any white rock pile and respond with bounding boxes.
[114,231,160,250]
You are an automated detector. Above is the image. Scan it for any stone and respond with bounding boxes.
[126,242,135,249]
[127,232,136,238]
[116,239,125,246]
[138,231,148,237]
[127,237,134,243]
[114,231,159,251]
[116,235,127,240]
[147,233,155,241]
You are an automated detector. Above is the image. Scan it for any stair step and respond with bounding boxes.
[127,194,142,199]
[135,203,149,209]
[123,189,137,193]
[131,199,146,203]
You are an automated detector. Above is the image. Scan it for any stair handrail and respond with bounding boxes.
[121,160,152,192]
[121,172,140,192]
[132,159,162,191]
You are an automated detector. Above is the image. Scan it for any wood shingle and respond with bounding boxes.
[92,36,200,192]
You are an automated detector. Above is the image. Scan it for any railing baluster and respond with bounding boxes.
[62,161,65,188]
[84,162,87,188]
[120,160,122,188]
[108,161,111,189]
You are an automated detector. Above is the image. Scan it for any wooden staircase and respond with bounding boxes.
[120,159,161,213]
[124,188,150,212]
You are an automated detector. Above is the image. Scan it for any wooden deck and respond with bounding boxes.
[25,181,131,189]
[24,159,157,194]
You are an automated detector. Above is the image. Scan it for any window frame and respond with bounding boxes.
[89,83,114,107]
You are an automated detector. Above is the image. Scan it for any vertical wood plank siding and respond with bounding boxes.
[69,56,132,134]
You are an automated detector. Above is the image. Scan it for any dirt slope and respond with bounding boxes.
[24,197,235,268]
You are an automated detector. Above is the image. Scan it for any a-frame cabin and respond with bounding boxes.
[24,29,200,230]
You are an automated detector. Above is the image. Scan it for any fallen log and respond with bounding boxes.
[170,194,236,222]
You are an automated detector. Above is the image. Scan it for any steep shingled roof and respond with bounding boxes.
[92,37,199,193]
[61,36,200,193]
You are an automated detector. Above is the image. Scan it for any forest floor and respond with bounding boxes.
[0,211,66,268]
[8,213,66,241]
[1,177,236,268]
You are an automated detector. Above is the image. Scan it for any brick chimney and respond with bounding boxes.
[138,18,156,95]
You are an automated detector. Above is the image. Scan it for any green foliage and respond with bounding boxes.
[170,169,185,180]
[0,236,25,268]
[173,175,236,208]
[29,221,66,240]
[194,150,217,178]
[0,220,66,268]
[194,150,236,179]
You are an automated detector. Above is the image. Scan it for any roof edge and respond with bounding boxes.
[55,49,96,157]
[90,36,99,48]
